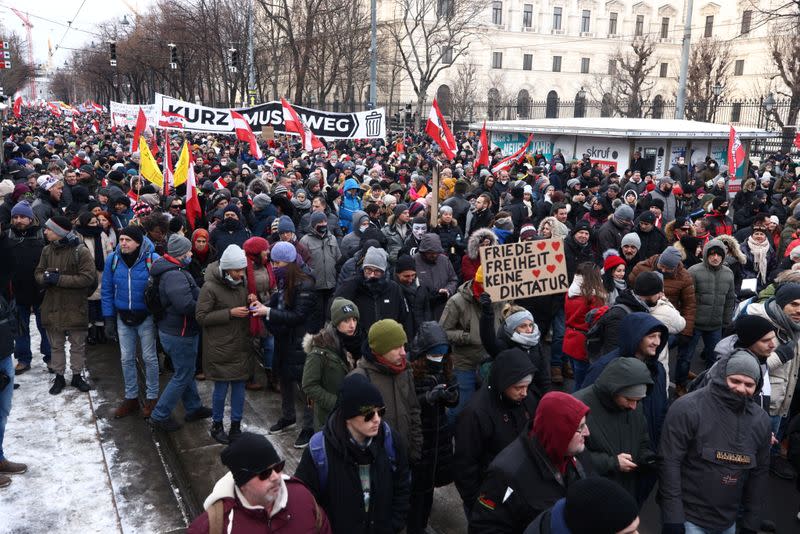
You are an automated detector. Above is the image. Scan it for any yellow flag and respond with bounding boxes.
[173,141,190,186]
[139,136,163,189]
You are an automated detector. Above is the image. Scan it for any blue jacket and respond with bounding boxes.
[111,208,134,229]
[101,237,160,317]
[583,312,670,447]
[150,256,199,337]
[339,178,362,232]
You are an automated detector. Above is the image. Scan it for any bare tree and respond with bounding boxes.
[767,33,800,148]
[0,30,35,97]
[450,61,478,121]
[385,0,488,128]
[685,38,732,122]
[592,36,658,118]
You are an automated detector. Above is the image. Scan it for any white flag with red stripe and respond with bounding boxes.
[91,120,100,134]
[185,155,201,229]
[230,110,263,159]
[158,110,187,129]
[213,176,229,190]
[47,102,62,117]
[425,99,457,160]
[272,159,285,171]
[280,98,324,151]
[491,134,534,174]
[728,125,745,173]
[71,116,78,135]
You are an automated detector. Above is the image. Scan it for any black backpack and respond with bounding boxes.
[144,273,167,322]
[585,303,631,362]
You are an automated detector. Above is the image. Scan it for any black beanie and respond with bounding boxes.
[119,225,144,245]
[49,215,73,233]
[712,196,726,210]
[396,254,416,274]
[734,315,776,348]
[633,271,664,297]
[564,477,639,534]
[338,374,384,420]
[511,186,524,199]
[220,432,281,487]
[775,282,800,308]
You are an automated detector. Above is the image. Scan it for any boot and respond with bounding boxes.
[142,399,157,419]
[71,374,91,392]
[245,375,263,391]
[550,366,564,385]
[562,362,574,380]
[49,374,66,395]
[0,474,9,488]
[86,325,97,346]
[265,369,280,393]
[210,421,229,445]
[114,398,139,419]
[95,324,107,344]
[228,421,242,442]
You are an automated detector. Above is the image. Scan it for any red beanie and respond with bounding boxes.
[531,392,590,473]
[603,254,626,272]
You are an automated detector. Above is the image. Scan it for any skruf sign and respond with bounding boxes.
[480,238,569,301]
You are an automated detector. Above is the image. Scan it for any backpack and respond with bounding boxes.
[309,421,398,493]
[143,273,167,322]
[584,303,631,361]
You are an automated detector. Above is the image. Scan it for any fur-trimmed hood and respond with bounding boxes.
[466,227,498,259]
[538,216,570,239]
[302,324,340,354]
[743,178,757,192]
[715,234,746,264]
[664,219,696,242]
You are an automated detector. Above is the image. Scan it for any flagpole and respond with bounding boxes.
[430,165,439,229]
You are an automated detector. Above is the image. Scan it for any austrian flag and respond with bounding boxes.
[425,98,457,160]
[230,110,263,159]
[159,110,187,129]
[213,176,229,190]
[280,98,324,151]
[728,125,745,172]
[91,120,100,134]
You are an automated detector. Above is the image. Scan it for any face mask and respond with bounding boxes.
[718,206,728,214]
[273,266,287,281]
[359,223,369,232]
[223,218,238,230]
[316,225,327,236]
[412,224,427,239]
[181,256,192,266]
[426,355,444,363]
[224,273,242,286]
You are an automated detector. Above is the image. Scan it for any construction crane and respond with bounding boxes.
[10,8,36,100]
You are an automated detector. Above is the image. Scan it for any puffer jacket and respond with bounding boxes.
[299,230,341,290]
[195,262,254,382]
[101,237,159,317]
[302,326,352,430]
[34,233,96,329]
[339,178,362,232]
[439,280,502,371]
[266,276,316,382]
[150,255,199,337]
[2,224,45,306]
[461,228,497,282]
[629,254,696,335]
[688,239,736,331]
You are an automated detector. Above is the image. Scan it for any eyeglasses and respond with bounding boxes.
[361,406,386,422]
[363,267,384,277]
[257,460,285,480]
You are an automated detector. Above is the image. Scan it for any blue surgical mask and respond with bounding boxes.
[181,256,192,266]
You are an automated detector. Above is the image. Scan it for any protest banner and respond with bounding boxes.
[479,238,569,301]
[109,101,158,129]
[261,125,275,140]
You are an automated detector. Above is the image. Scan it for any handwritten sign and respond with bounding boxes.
[261,125,275,140]
[479,238,569,301]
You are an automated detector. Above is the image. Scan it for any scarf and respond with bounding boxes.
[766,299,800,346]
[336,329,363,361]
[746,236,771,284]
[191,229,211,264]
[75,226,105,271]
[614,278,627,291]
[374,353,407,374]
[511,328,541,348]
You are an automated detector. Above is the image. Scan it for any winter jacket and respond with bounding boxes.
[34,234,96,330]
[334,274,411,339]
[658,357,771,532]
[433,221,465,275]
[573,358,654,498]
[688,239,736,331]
[563,233,596,281]
[635,226,669,259]
[591,289,650,359]
[1,224,45,306]
[462,228,497,282]
[299,230,341,290]
[414,251,458,321]
[209,222,251,258]
[649,187,677,223]
[595,217,628,253]
[187,472,331,534]
[341,211,368,260]
[704,210,733,237]
[740,239,777,292]
[101,238,159,317]
[195,262,254,382]
[629,254,696,336]
[251,206,277,238]
[302,326,352,430]
[265,276,316,382]
[31,191,61,224]
[339,179,363,233]
[454,349,538,514]
[350,355,423,463]
[563,279,604,362]
[381,220,410,268]
[150,256,199,337]
[439,280,501,371]
[295,411,410,534]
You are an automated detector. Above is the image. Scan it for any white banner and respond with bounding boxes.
[109,101,158,129]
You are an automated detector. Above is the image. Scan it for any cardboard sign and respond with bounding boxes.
[261,125,275,140]
[479,238,569,301]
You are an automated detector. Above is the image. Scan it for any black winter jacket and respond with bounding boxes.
[265,276,316,381]
[1,224,45,306]
[334,274,411,340]
[150,256,199,337]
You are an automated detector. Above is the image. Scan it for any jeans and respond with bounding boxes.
[550,308,565,367]
[212,380,246,422]
[449,369,479,425]
[676,329,722,386]
[571,358,590,391]
[280,377,313,431]
[684,521,735,534]
[14,303,51,366]
[261,335,275,369]
[0,355,14,461]
[117,315,160,400]
[151,332,202,422]
[770,414,785,455]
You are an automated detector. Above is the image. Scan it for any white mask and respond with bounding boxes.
[426,355,444,363]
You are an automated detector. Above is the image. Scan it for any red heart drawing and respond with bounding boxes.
[551,242,561,251]
[532,269,541,278]
[537,242,547,251]
[546,264,556,273]
[555,254,564,263]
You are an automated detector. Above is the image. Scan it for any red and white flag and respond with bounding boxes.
[213,176,229,190]
[425,99,457,160]
[47,102,62,117]
[728,125,745,173]
[185,155,201,229]
[158,110,186,129]
[162,137,174,197]
[230,110,263,159]
[71,117,78,135]
[91,120,100,134]
[794,132,800,151]
[476,120,490,168]
[127,189,139,202]
[280,98,324,152]
[491,134,534,174]
[272,159,285,171]
[12,96,22,118]
[132,107,148,152]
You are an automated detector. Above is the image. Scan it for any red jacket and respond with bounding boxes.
[563,294,603,361]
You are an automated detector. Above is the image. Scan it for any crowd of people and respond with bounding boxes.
[1,108,800,534]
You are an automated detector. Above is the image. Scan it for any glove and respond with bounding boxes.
[443,385,459,404]
[661,524,685,534]
[104,318,118,342]
[43,270,60,286]
[677,334,693,349]
[425,384,448,405]
[479,292,493,313]
[775,342,795,363]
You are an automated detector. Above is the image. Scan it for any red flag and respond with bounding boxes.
[149,128,159,156]
[127,189,139,202]
[230,110,263,159]
[491,134,534,174]
[158,110,186,129]
[476,121,490,168]
[728,125,745,174]
[213,176,229,190]
[91,120,100,134]
[71,117,78,135]
[794,132,800,151]
[272,159,285,171]
[185,155,201,230]
[101,177,108,188]
[12,96,22,118]
[47,102,62,117]
[425,99,457,160]
[280,98,324,151]
[132,108,147,152]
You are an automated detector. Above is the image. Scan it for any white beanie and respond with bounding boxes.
[219,245,247,270]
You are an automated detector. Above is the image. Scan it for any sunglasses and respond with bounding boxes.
[257,460,285,480]
[361,407,386,422]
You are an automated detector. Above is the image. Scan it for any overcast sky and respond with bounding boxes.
[1,0,156,66]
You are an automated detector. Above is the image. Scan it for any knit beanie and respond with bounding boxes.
[633,271,663,297]
[339,374,384,420]
[46,216,73,238]
[277,215,295,234]
[10,200,34,220]
[220,432,281,488]
[504,309,534,336]
[310,211,327,227]
[368,319,407,355]
[614,204,634,223]
[330,297,359,327]
[563,477,639,534]
[734,315,776,349]
[639,210,656,224]
[393,203,409,217]
[620,232,641,249]
[119,225,144,245]
[602,251,626,272]
[363,246,388,272]
[167,234,192,257]
[219,244,248,270]
[726,350,762,382]
[657,246,682,269]
[776,283,800,308]
[252,193,271,211]
[396,254,416,274]
[270,241,297,263]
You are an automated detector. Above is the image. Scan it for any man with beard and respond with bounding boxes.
[466,193,494,235]
[620,232,641,273]
[635,211,669,260]
[31,175,64,223]
[414,234,458,321]
[564,221,596,281]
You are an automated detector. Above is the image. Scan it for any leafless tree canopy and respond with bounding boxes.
[0,29,35,97]
[685,38,732,122]
[768,33,800,129]
[450,62,479,121]
[592,36,657,118]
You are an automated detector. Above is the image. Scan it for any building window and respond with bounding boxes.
[442,47,453,65]
[553,7,562,30]
[492,1,502,25]
[523,4,533,28]
[660,62,668,77]
[581,10,591,32]
[653,95,664,119]
[492,51,503,69]
[523,54,533,70]
[741,10,752,34]
[635,15,644,36]
[608,12,618,35]
[704,15,714,37]
[661,17,669,39]
[553,55,562,72]
[581,57,590,73]
[608,59,617,75]
[734,59,744,76]
[731,102,742,122]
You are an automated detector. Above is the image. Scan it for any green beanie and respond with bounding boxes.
[368,319,407,355]
[330,297,360,327]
